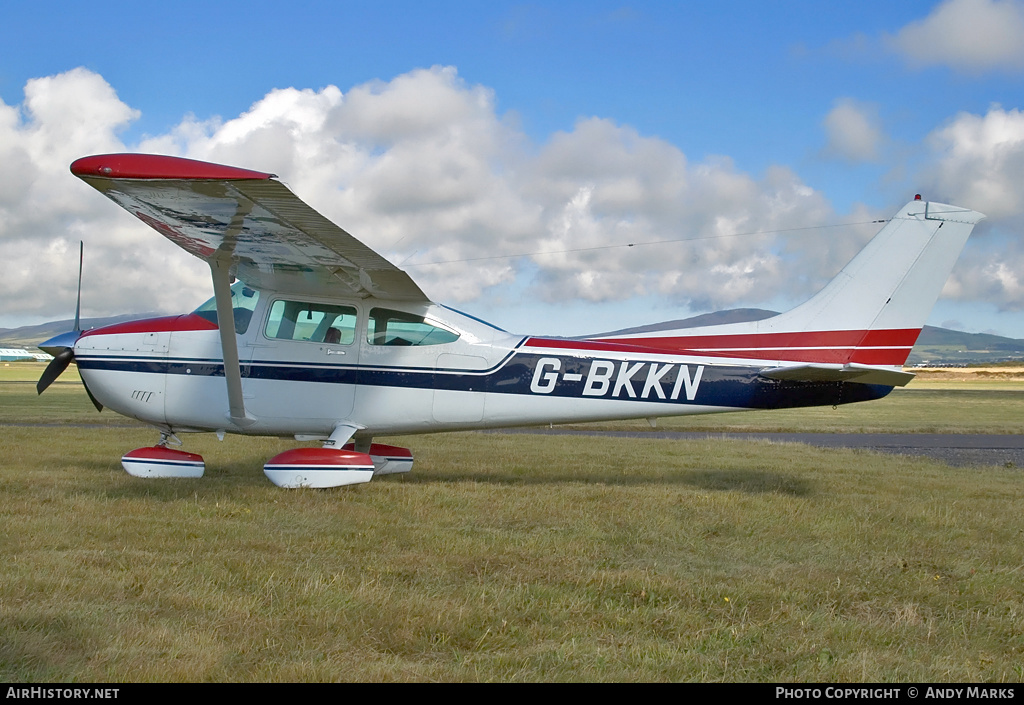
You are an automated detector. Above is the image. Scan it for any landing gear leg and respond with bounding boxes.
[344,438,413,477]
[156,431,183,448]
[352,436,372,454]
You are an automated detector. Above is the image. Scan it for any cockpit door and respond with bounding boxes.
[241,297,359,431]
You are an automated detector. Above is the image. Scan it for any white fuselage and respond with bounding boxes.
[74,293,787,440]
[74,291,899,443]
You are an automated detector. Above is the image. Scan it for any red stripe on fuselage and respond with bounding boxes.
[849,348,916,365]
[527,328,921,365]
[594,328,921,350]
[79,313,218,338]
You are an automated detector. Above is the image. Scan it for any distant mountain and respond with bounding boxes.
[0,313,160,349]
[3,309,1022,365]
[915,325,1023,349]
[592,308,1024,365]
[593,308,778,337]
[910,325,1024,365]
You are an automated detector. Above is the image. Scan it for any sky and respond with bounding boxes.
[2,0,1023,338]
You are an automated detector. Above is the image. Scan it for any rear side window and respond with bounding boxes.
[367,308,459,346]
[265,300,357,344]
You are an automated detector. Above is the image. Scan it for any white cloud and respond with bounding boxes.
[887,0,1024,73]
[519,123,836,308]
[135,68,842,313]
[822,99,883,162]
[919,105,1024,311]
[924,106,1024,217]
[7,64,1019,332]
[941,242,1024,312]
[0,68,209,322]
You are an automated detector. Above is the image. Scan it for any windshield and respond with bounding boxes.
[193,281,261,334]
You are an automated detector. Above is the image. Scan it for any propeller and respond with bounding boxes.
[36,242,103,411]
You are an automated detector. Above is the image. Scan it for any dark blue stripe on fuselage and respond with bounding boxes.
[76,352,893,410]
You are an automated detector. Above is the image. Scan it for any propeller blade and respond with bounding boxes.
[37,348,74,395]
[37,242,101,411]
[81,377,104,412]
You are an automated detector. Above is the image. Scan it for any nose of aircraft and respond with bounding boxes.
[36,330,81,394]
[38,329,82,358]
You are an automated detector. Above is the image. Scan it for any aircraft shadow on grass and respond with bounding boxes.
[80,459,813,498]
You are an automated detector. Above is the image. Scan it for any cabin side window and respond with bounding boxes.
[265,300,358,344]
[366,308,460,346]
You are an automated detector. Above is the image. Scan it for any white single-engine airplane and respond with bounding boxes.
[37,153,985,488]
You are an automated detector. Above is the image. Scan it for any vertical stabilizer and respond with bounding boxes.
[760,200,984,335]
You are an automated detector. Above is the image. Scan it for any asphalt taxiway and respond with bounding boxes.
[493,429,1024,467]
[5,422,1022,467]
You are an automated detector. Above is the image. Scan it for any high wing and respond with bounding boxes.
[71,153,427,302]
[72,152,428,427]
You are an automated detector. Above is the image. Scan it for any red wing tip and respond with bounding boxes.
[70,153,275,181]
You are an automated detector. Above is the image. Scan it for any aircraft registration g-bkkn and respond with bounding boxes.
[37,153,985,488]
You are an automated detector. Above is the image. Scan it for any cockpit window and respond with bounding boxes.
[265,300,357,344]
[367,308,459,346]
[193,282,261,334]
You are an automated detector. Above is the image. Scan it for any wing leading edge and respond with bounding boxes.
[71,154,428,302]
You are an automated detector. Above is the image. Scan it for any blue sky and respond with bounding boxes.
[2,0,1023,337]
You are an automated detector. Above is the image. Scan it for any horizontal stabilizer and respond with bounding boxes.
[760,363,916,387]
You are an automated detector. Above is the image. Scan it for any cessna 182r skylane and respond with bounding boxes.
[36,153,985,488]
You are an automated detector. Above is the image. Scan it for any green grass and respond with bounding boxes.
[1,430,1023,681]
[0,362,58,382]
[0,382,141,427]
[2,362,1023,681]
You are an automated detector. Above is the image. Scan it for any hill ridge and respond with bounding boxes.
[2,309,1021,365]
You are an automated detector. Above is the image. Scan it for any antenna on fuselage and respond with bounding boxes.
[74,240,83,333]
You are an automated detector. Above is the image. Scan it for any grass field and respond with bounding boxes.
[1,362,1022,681]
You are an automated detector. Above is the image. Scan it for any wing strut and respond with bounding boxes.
[210,197,257,427]
[210,258,254,426]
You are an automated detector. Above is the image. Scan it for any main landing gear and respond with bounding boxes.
[262,441,413,488]
[120,432,413,488]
